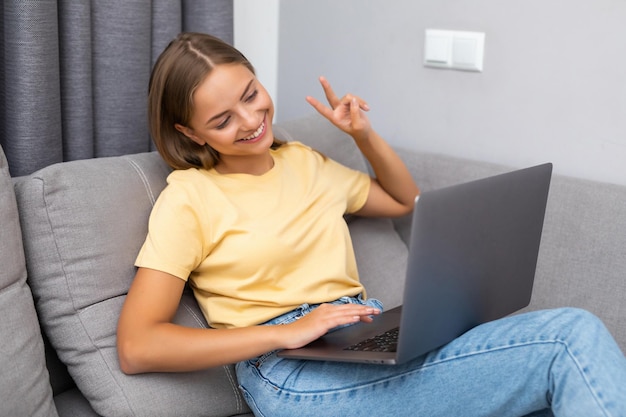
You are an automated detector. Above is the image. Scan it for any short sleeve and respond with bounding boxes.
[319,153,371,214]
[135,176,207,280]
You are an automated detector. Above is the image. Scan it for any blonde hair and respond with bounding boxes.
[148,32,283,170]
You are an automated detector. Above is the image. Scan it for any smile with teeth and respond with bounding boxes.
[239,121,265,141]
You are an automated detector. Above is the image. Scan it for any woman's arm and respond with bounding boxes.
[306,77,420,218]
[117,267,380,374]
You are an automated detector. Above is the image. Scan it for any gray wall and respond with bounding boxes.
[276,0,626,186]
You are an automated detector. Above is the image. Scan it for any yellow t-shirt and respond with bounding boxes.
[135,141,371,328]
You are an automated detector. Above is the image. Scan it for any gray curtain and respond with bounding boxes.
[1,0,233,177]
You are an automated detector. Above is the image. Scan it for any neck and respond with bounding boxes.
[215,153,274,176]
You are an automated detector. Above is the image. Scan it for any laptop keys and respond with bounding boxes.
[344,327,399,352]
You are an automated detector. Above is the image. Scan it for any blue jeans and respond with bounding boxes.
[236,298,626,417]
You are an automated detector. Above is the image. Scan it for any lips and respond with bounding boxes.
[238,117,267,143]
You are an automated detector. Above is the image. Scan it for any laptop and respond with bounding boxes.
[278,163,553,365]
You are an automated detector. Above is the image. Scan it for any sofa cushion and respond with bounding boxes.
[15,152,250,416]
[349,217,408,309]
[0,145,58,417]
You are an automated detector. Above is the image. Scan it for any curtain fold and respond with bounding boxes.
[1,0,233,177]
[58,0,94,161]
[2,0,63,176]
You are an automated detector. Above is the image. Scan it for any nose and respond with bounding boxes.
[239,106,259,131]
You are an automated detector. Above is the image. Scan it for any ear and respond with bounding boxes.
[174,123,206,146]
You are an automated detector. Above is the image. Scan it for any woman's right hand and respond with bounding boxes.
[118,267,380,373]
[279,303,381,350]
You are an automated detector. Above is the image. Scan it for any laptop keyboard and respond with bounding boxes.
[344,327,399,352]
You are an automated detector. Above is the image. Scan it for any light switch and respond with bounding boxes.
[424,31,452,65]
[424,29,485,72]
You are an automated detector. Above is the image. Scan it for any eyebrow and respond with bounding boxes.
[205,78,255,125]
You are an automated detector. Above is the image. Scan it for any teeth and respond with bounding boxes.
[241,122,264,141]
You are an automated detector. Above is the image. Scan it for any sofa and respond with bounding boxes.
[1,113,625,416]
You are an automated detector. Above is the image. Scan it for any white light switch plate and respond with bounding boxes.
[424,29,485,72]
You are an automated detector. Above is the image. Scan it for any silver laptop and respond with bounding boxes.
[278,163,552,365]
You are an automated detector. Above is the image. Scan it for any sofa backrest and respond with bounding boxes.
[0,145,58,416]
[14,151,251,416]
[529,174,626,349]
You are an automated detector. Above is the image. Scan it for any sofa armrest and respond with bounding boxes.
[1,146,58,417]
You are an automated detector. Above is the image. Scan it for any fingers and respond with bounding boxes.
[306,77,372,137]
[305,93,370,129]
[319,76,341,109]
[310,76,370,111]
[350,97,361,128]
[281,303,381,349]
[315,303,381,328]
[305,95,334,120]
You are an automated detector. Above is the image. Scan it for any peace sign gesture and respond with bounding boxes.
[306,76,372,142]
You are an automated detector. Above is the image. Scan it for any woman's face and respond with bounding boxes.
[176,63,275,172]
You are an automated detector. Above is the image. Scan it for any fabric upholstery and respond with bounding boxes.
[53,389,100,417]
[15,152,250,416]
[0,145,58,417]
[349,217,408,310]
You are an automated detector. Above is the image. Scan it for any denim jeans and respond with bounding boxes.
[236,297,626,417]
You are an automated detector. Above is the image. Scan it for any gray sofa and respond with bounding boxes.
[1,114,625,416]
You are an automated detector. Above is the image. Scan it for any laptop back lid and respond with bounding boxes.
[396,163,552,363]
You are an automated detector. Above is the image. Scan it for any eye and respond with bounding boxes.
[245,89,258,102]
[216,116,230,130]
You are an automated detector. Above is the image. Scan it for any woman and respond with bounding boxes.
[117,32,626,416]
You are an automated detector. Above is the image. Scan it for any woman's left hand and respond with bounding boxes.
[306,76,372,141]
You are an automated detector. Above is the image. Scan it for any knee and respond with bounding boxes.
[549,307,610,341]
[550,307,601,326]
[553,306,597,319]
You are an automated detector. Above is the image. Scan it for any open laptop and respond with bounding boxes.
[278,163,552,365]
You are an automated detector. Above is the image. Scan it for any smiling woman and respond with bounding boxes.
[146,33,284,172]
